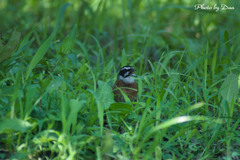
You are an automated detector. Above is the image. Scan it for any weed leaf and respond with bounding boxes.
[89,80,114,134]
[67,99,85,134]
[221,73,238,104]
[97,80,114,110]
[59,24,77,54]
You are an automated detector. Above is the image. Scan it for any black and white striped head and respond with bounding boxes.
[117,66,136,83]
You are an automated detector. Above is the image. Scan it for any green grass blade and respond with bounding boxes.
[204,43,208,89]
[61,93,68,134]
[26,3,70,79]
[55,3,71,29]
[211,42,218,81]
[0,118,32,133]
[26,29,57,79]
[18,25,38,50]
[143,116,209,142]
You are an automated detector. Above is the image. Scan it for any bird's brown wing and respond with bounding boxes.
[112,80,138,102]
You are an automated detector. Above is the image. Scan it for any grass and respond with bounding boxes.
[0,0,240,159]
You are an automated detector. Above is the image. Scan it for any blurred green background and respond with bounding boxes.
[1,0,239,56]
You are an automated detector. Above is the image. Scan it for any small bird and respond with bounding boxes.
[112,66,138,102]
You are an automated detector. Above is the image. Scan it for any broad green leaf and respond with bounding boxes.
[59,24,77,54]
[67,99,85,134]
[46,79,63,93]
[0,118,32,133]
[97,80,115,110]
[0,31,21,63]
[221,73,238,104]
[97,80,114,134]
[88,80,114,134]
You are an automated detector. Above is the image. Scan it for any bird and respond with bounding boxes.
[112,66,138,102]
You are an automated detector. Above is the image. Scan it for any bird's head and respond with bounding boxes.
[117,66,137,83]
